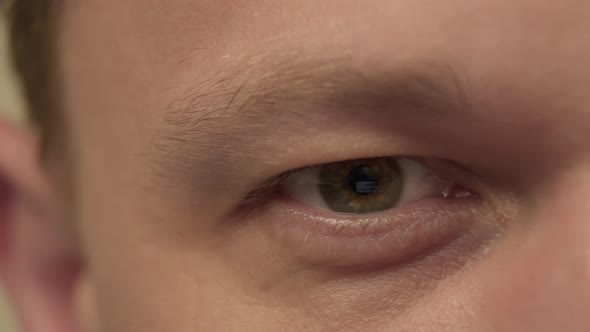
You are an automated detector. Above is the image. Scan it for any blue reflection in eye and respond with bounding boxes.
[348,165,381,195]
[354,181,379,194]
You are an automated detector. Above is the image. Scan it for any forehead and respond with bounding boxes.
[58,0,590,175]
[59,0,590,112]
[60,0,590,71]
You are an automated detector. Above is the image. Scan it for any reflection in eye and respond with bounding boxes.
[281,157,453,214]
[248,156,487,268]
[318,158,402,213]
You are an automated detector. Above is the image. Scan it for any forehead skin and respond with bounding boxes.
[58,1,590,331]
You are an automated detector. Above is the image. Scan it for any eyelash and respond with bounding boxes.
[241,157,475,208]
[234,156,485,268]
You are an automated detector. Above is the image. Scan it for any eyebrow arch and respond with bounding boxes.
[162,57,467,138]
[153,58,467,193]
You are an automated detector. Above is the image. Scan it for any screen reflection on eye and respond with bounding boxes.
[280,157,468,214]
[238,156,490,268]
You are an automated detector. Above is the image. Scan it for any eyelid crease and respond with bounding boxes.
[239,170,295,207]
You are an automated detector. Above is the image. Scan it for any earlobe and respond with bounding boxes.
[0,119,85,332]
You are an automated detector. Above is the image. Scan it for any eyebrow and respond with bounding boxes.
[152,57,467,193]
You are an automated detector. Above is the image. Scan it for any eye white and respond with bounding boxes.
[281,157,450,214]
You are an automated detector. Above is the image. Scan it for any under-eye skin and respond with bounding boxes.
[245,157,496,268]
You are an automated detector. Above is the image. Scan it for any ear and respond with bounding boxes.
[0,119,85,332]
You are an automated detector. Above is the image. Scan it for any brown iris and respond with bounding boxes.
[319,158,403,214]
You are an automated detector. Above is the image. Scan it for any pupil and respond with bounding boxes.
[348,166,379,195]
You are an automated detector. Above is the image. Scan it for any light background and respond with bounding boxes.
[0,9,25,332]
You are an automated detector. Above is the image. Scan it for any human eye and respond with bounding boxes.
[246,156,500,268]
[280,157,469,215]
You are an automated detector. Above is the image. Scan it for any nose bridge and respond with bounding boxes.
[474,170,590,331]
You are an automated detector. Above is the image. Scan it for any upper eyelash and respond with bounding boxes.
[238,156,430,208]
[240,156,406,205]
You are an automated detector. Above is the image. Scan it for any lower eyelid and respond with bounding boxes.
[267,194,490,268]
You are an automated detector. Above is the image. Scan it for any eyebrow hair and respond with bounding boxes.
[152,57,467,194]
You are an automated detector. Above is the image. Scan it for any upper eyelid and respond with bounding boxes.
[153,59,466,194]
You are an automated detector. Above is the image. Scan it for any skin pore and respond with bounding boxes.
[2,0,590,331]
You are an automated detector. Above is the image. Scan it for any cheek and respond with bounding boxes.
[73,276,100,332]
[80,210,299,331]
[431,224,590,331]
[85,244,224,331]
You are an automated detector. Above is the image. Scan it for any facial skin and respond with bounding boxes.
[2,0,590,331]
